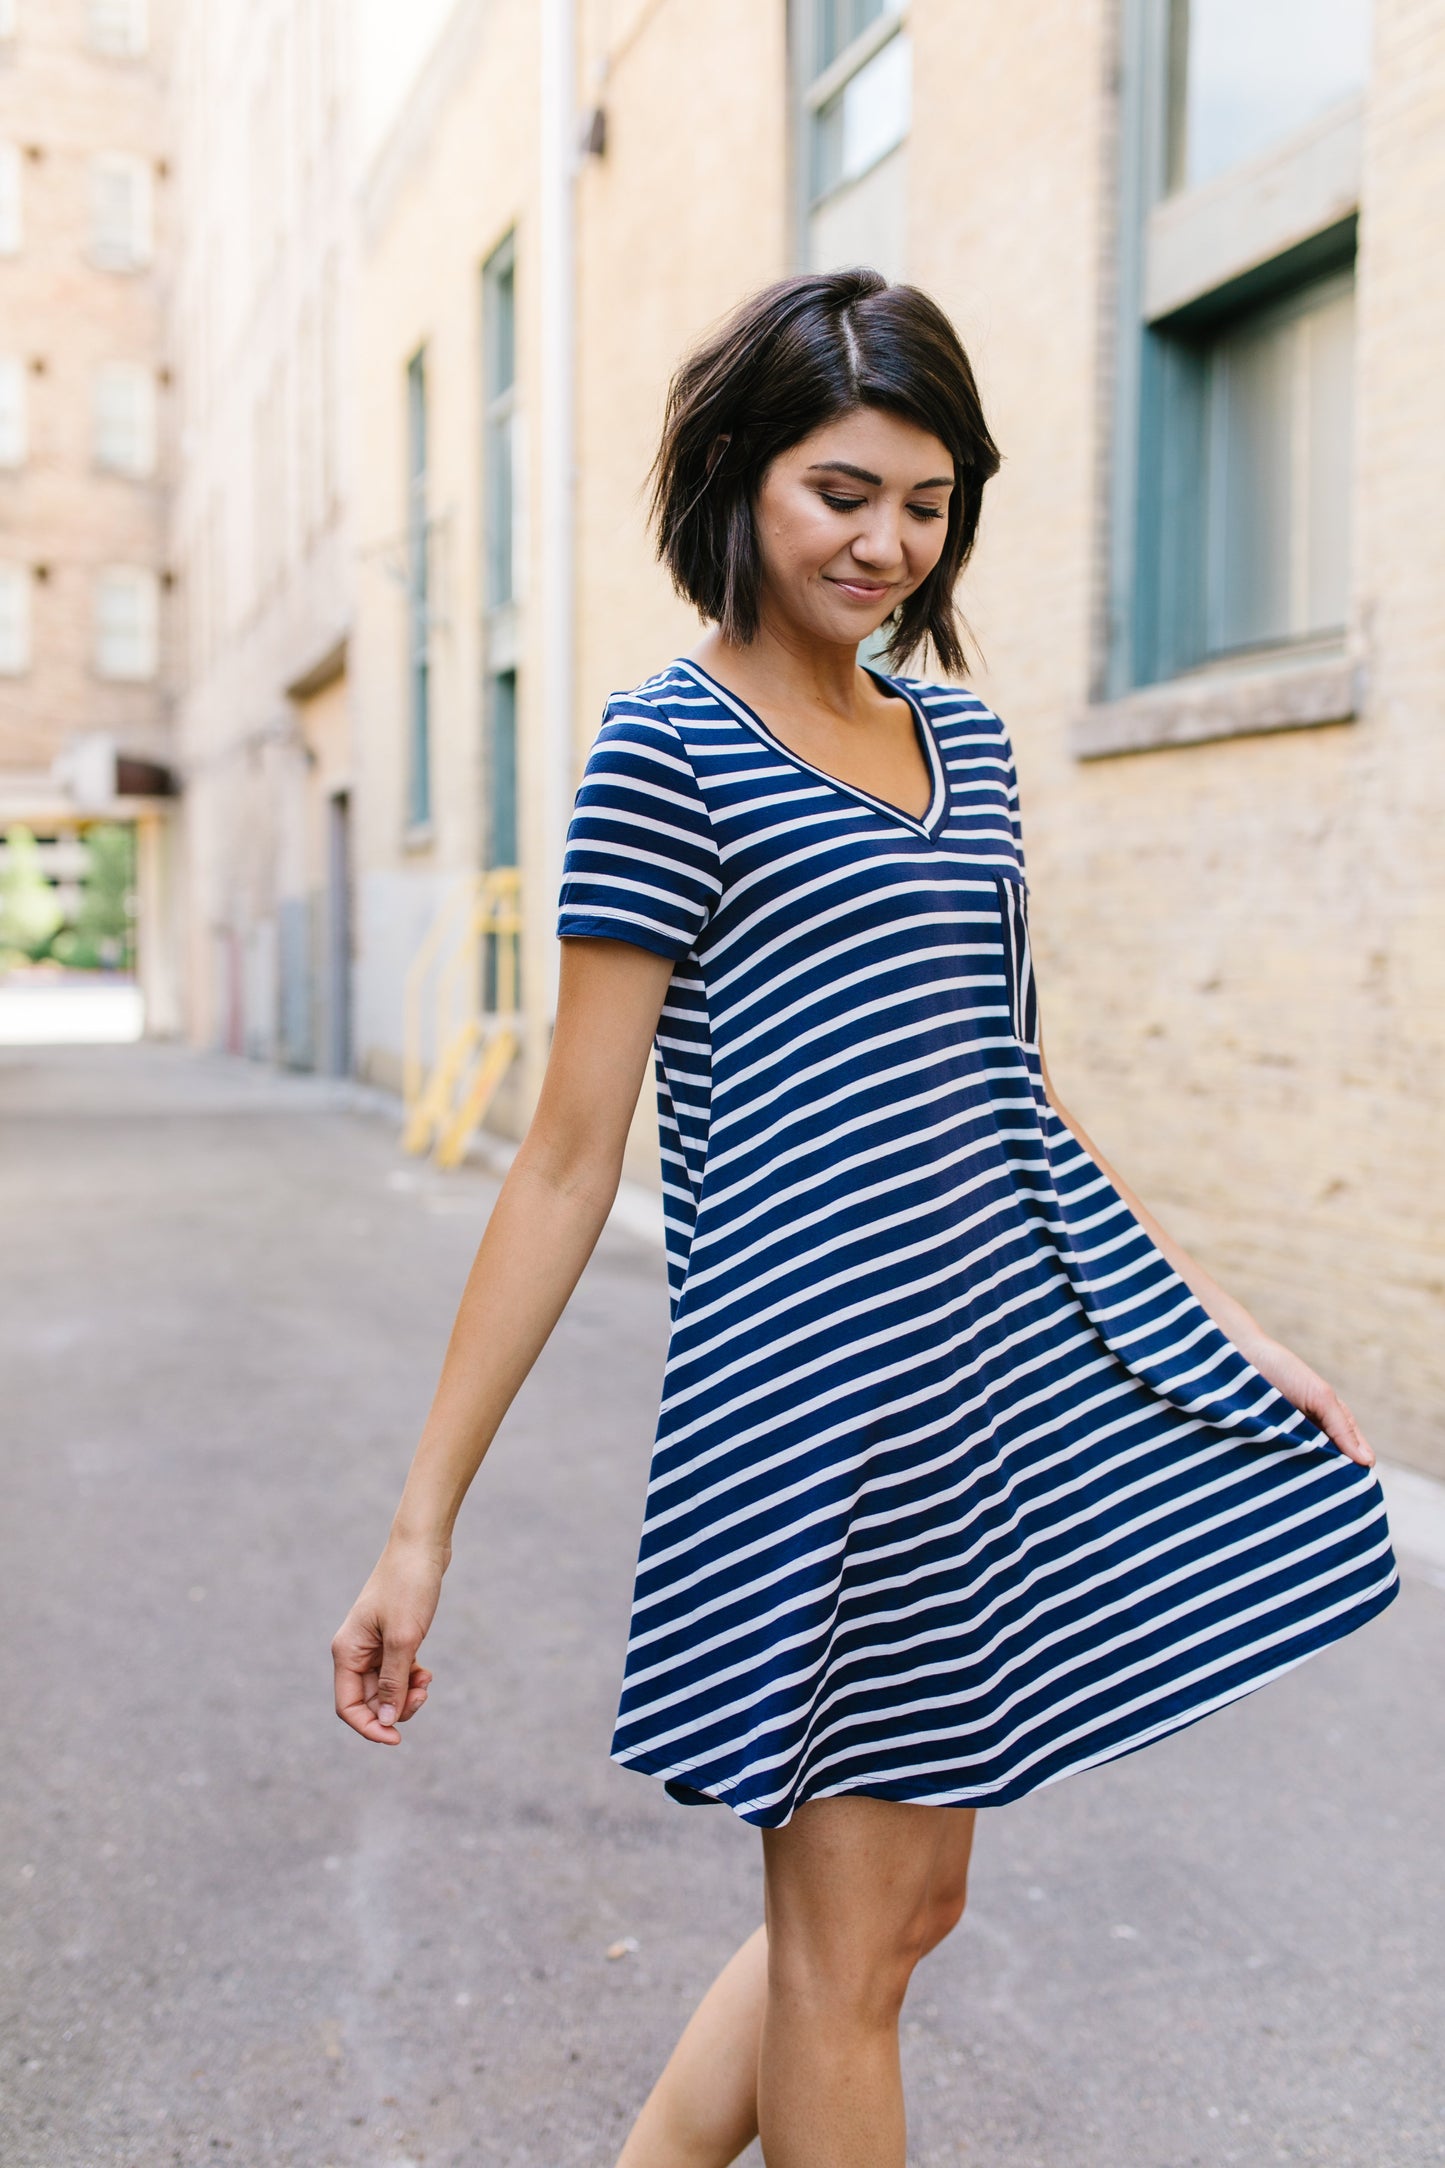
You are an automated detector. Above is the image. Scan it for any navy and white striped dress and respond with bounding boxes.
[556,654,1398,1830]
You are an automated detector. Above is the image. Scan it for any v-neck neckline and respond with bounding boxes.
[673,655,949,840]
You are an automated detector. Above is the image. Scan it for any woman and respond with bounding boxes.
[332,269,1397,2168]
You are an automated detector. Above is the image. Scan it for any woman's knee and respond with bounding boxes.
[767,1907,930,2029]
[920,1868,969,1954]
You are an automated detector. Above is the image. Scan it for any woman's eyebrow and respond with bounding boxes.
[806,460,953,489]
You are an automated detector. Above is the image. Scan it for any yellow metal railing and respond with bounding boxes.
[402,867,523,1168]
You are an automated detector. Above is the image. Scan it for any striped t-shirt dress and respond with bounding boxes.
[556,654,1399,1831]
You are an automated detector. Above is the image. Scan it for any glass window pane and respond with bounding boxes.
[91,156,152,270]
[89,0,148,57]
[1204,275,1355,656]
[486,669,518,869]
[1207,308,1296,652]
[1304,282,1355,632]
[94,363,156,474]
[812,28,910,201]
[406,351,430,826]
[486,255,515,399]
[1170,0,1371,192]
[815,0,892,77]
[95,567,158,679]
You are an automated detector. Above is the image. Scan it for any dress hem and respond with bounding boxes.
[611,1567,1400,1830]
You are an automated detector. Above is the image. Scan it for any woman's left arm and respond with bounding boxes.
[1037,1028,1375,1470]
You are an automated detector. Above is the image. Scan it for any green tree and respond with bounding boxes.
[0,825,63,963]
[50,823,136,972]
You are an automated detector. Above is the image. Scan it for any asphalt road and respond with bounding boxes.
[2,1043,1441,2168]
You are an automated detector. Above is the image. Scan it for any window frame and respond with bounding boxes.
[93,564,159,681]
[481,230,522,883]
[789,0,909,271]
[90,152,154,273]
[87,0,149,59]
[93,360,157,476]
[405,346,431,835]
[1079,0,1367,757]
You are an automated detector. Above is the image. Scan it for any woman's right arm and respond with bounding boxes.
[330,933,676,1746]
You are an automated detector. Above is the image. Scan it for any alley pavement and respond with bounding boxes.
[2,1043,1441,2168]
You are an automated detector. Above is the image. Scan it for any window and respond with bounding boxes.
[88,0,148,57]
[93,362,156,475]
[0,142,21,256]
[482,232,518,610]
[1100,1,1366,708]
[796,2,908,279]
[0,355,26,467]
[94,566,159,679]
[406,348,430,829]
[90,154,153,271]
[481,232,521,893]
[485,669,518,870]
[811,24,910,201]
[0,563,31,675]
[1165,0,1371,192]
[1203,272,1354,654]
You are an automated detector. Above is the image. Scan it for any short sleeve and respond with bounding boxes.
[997,714,1028,880]
[556,694,721,961]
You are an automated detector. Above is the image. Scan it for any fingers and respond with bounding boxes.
[374,1634,423,1734]
[1318,1387,1375,1469]
[332,1611,434,1744]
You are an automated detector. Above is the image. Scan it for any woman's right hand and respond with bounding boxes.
[331,1535,449,1744]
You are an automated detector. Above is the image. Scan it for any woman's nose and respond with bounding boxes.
[850,509,905,569]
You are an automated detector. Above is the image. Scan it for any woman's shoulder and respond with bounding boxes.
[888,670,1014,752]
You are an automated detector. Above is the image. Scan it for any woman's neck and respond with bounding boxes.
[689,618,885,723]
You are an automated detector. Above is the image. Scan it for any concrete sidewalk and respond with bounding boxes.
[2,1042,1441,2167]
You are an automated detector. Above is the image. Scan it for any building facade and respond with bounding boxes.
[348,0,1444,1474]
[0,0,180,1027]
[167,0,355,1067]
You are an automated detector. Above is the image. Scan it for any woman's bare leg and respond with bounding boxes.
[615,1925,768,2168]
[757,1796,975,2168]
[614,1804,974,2168]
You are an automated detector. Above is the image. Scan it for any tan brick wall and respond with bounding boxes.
[573,0,791,725]
[0,0,173,778]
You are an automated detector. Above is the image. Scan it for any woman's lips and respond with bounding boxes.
[827,577,893,600]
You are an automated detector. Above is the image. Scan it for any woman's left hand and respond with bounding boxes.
[1246,1335,1376,1467]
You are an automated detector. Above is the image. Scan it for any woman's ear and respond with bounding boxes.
[705,432,732,479]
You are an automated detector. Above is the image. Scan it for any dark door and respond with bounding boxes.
[326,790,352,1077]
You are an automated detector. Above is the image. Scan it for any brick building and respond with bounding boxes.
[341,0,1442,1477]
[166,0,356,1067]
[0,0,180,1027]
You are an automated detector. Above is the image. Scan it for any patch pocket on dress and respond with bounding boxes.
[996,876,1039,1050]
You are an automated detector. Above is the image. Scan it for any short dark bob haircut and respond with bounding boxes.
[647,267,1002,679]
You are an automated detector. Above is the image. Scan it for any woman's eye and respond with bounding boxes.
[821,492,866,512]
[908,505,945,521]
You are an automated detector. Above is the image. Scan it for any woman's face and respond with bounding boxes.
[750,407,955,649]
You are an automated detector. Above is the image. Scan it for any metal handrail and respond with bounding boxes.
[402,867,523,1165]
